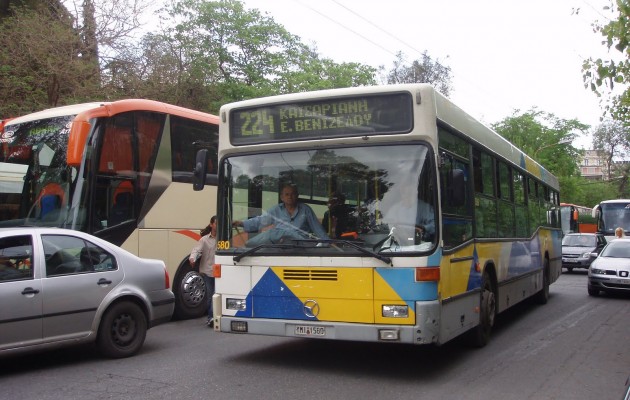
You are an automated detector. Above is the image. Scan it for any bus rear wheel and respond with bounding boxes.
[533,258,550,305]
[173,259,208,319]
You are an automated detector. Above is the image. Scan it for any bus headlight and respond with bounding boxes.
[226,298,247,311]
[382,305,408,318]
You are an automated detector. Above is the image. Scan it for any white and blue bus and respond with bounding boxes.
[197,84,561,346]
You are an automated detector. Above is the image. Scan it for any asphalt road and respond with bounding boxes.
[1,271,628,400]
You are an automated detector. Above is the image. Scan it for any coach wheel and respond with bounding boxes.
[173,258,207,319]
[468,272,495,347]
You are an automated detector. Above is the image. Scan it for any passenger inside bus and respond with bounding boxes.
[322,191,357,239]
[232,182,328,246]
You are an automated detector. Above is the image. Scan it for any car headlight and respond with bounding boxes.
[590,268,606,275]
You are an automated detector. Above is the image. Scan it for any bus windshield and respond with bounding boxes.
[222,144,437,255]
[0,115,76,226]
[599,202,630,235]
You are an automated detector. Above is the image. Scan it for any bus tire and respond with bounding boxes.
[533,258,550,305]
[468,271,496,348]
[173,258,208,320]
[97,301,147,358]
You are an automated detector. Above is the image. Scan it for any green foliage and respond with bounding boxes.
[560,176,620,206]
[582,0,630,123]
[0,0,377,117]
[491,109,589,177]
[0,3,99,117]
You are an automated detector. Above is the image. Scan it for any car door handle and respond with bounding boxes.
[97,278,112,285]
[21,287,40,295]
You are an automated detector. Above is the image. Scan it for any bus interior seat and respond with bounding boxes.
[40,194,61,220]
[109,192,133,225]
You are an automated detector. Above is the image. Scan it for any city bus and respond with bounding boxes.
[0,100,219,319]
[592,199,630,239]
[560,203,597,234]
[197,84,561,346]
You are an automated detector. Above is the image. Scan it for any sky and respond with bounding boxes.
[239,0,620,149]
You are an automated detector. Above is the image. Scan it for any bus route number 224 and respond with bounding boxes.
[239,110,275,136]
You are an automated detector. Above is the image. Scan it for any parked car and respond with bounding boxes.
[561,233,607,272]
[0,227,174,358]
[588,238,630,296]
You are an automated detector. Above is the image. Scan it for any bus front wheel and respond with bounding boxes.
[468,272,496,347]
[173,258,208,319]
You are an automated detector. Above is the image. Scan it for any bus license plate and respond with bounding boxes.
[295,325,326,337]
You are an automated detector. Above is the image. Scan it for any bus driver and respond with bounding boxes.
[232,183,328,245]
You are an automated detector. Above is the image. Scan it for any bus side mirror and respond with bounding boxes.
[193,149,208,191]
[592,207,600,219]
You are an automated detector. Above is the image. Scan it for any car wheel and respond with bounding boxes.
[533,258,550,305]
[567,267,573,273]
[587,285,600,296]
[468,271,495,347]
[97,301,147,358]
[173,259,207,319]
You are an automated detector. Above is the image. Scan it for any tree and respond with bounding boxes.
[492,109,588,178]
[592,119,630,177]
[141,0,377,111]
[0,2,91,116]
[0,0,151,116]
[582,0,630,123]
[384,51,453,96]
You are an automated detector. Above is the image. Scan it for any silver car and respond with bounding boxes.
[0,227,174,358]
[588,238,630,296]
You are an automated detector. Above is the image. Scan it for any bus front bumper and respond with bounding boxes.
[215,301,441,345]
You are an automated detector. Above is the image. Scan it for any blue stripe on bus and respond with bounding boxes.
[246,268,314,320]
[376,268,438,307]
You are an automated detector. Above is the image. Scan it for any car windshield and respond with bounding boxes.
[600,241,630,258]
[562,234,596,247]
[219,144,438,256]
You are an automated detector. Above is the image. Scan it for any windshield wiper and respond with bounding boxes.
[233,243,299,262]
[232,238,392,265]
[292,238,392,265]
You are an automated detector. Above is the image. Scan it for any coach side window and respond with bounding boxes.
[171,116,219,184]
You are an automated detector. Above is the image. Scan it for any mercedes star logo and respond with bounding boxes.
[303,299,320,318]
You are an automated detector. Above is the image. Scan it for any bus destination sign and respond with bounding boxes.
[230,92,413,145]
